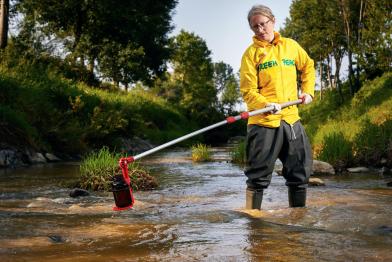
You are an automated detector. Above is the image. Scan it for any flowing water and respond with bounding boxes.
[0,147,391,261]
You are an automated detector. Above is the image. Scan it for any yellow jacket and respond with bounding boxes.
[240,32,315,127]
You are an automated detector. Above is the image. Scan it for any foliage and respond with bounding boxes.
[13,0,178,86]
[166,30,220,126]
[191,143,212,162]
[282,0,391,95]
[230,140,247,165]
[79,147,156,191]
[0,53,193,155]
[213,62,242,115]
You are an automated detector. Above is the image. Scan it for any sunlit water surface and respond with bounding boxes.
[1,147,391,261]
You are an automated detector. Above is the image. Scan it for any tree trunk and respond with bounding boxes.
[339,0,356,96]
[88,58,95,74]
[0,0,9,49]
[319,60,323,100]
[326,55,332,89]
[334,52,344,103]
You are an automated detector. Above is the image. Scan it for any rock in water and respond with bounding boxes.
[69,188,90,198]
[313,160,335,175]
[347,167,370,173]
[309,177,325,186]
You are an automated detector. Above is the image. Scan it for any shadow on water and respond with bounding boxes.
[0,147,391,261]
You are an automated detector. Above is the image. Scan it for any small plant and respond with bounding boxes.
[191,143,212,162]
[79,147,157,191]
[231,140,247,164]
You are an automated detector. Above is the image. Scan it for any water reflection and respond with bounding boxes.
[0,147,391,261]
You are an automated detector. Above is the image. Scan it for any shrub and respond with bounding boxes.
[191,143,212,162]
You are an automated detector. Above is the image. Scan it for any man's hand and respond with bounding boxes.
[299,93,313,105]
[266,103,281,114]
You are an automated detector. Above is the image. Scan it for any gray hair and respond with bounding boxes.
[247,4,275,25]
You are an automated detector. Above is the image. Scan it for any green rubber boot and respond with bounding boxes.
[246,188,263,210]
[288,187,307,207]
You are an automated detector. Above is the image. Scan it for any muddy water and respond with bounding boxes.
[0,147,391,261]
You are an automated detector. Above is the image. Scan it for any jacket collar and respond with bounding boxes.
[252,31,282,47]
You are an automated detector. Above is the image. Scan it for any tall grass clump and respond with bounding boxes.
[79,147,121,190]
[231,140,247,165]
[318,132,353,170]
[191,143,212,162]
[79,147,157,191]
[353,119,392,166]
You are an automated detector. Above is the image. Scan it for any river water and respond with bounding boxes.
[0,147,391,261]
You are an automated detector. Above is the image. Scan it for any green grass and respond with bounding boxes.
[191,143,212,162]
[79,147,157,191]
[79,147,121,191]
[230,140,247,165]
[301,72,392,168]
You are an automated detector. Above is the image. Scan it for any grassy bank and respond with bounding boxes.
[301,72,392,169]
[0,56,196,156]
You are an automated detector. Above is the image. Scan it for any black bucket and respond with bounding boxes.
[112,175,133,208]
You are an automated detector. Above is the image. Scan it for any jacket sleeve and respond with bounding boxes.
[240,51,268,110]
[294,41,315,97]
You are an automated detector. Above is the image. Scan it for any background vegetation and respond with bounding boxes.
[0,0,391,173]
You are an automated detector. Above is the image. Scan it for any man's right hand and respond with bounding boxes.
[266,103,281,114]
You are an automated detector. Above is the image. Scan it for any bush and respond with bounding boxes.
[191,143,212,162]
[318,132,353,169]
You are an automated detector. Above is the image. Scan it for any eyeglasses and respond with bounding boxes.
[251,20,271,31]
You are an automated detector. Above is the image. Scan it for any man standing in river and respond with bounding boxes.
[240,4,315,209]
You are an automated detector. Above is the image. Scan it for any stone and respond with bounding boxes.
[313,160,335,175]
[347,167,370,173]
[0,149,17,167]
[29,152,47,164]
[69,188,90,198]
[45,153,61,162]
[309,177,325,186]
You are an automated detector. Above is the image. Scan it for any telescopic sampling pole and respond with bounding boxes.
[112,99,303,210]
[119,99,303,165]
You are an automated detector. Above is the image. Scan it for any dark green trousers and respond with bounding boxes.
[245,120,313,190]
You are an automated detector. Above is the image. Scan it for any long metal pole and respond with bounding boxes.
[120,99,303,164]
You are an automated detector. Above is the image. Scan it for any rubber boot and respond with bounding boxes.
[246,188,263,210]
[288,187,306,207]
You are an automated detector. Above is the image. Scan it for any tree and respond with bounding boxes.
[14,0,178,85]
[0,0,9,49]
[97,40,146,90]
[213,62,241,115]
[168,30,218,125]
[282,0,390,98]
